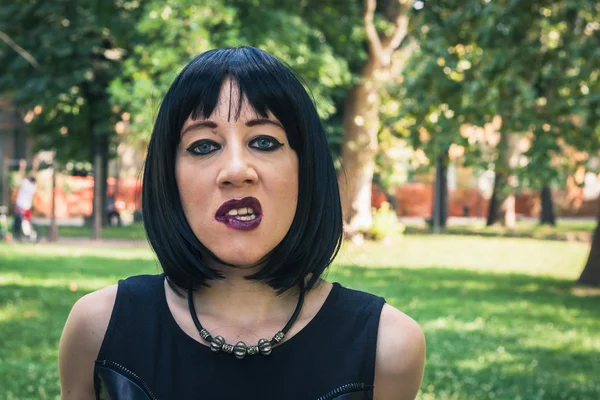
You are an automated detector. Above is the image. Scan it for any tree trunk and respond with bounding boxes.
[337,0,411,237]
[539,185,556,226]
[100,134,109,227]
[84,78,111,233]
[577,198,600,286]
[48,161,59,242]
[431,151,449,232]
[339,64,380,234]
[486,131,516,227]
[577,221,600,286]
[92,152,103,240]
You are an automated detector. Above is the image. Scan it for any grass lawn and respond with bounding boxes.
[1,235,599,399]
[404,219,596,242]
[33,222,147,241]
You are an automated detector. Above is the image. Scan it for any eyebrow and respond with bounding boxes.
[181,121,218,136]
[245,118,284,130]
[181,118,284,136]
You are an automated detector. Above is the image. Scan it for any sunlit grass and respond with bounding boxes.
[1,235,599,399]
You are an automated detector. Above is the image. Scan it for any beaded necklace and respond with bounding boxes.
[188,284,305,359]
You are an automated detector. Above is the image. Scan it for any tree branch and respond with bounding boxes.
[364,0,385,64]
[381,5,410,54]
[365,0,412,66]
[391,38,418,75]
[0,31,39,68]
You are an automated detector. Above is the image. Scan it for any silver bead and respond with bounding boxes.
[234,341,247,359]
[199,329,211,340]
[258,338,272,355]
[272,331,285,344]
[247,345,259,356]
[222,343,234,354]
[210,335,225,353]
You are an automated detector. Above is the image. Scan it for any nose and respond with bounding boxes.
[216,143,258,188]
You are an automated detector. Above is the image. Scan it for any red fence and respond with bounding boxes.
[12,172,142,218]
[373,183,598,218]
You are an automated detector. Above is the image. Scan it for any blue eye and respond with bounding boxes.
[250,136,283,151]
[187,140,220,155]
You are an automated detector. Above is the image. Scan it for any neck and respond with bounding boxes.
[191,271,300,328]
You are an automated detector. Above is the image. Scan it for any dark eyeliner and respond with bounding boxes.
[249,135,284,152]
[186,139,220,155]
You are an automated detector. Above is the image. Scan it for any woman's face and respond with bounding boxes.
[176,80,299,268]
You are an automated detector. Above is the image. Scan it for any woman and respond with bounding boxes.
[59,46,425,399]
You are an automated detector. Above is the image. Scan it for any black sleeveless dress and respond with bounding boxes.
[94,274,385,400]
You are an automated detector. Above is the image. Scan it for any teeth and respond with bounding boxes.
[234,214,257,221]
[227,207,255,216]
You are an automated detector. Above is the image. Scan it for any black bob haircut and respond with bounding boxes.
[142,46,343,294]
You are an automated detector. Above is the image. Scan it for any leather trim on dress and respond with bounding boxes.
[317,383,374,400]
[94,360,158,400]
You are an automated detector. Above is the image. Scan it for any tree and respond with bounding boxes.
[396,1,600,228]
[337,0,415,235]
[396,0,600,284]
[0,1,143,233]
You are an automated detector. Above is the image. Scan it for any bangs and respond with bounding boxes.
[170,47,303,149]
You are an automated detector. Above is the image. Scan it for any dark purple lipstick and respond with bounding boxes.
[215,197,263,231]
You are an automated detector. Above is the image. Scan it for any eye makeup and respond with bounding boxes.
[186,140,221,156]
[186,135,284,156]
[249,136,284,152]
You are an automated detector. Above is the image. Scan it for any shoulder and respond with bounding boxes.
[60,285,119,354]
[373,304,426,400]
[58,285,118,399]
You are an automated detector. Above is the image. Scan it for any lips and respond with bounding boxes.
[215,196,263,231]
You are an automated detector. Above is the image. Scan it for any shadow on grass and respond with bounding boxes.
[0,284,90,399]
[329,265,600,400]
[1,253,599,399]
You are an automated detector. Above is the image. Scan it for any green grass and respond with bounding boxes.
[405,219,596,242]
[32,222,147,241]
[1,236,599,399]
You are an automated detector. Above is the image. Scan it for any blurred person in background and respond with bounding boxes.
[12,160,37,242]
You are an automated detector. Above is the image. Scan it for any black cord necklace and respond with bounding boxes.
[188,283,305,359]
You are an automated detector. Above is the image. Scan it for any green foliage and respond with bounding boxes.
[109,0,236,145]
[396,1,600,187]
[363,201,405,240]
[0,0,143,161]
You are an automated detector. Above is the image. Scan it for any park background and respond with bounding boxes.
[0,0,599,399]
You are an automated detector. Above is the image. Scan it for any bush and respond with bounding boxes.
[364,201,405,241]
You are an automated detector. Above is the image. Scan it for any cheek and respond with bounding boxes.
[275,162,299,212]
[176,158,203,209]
